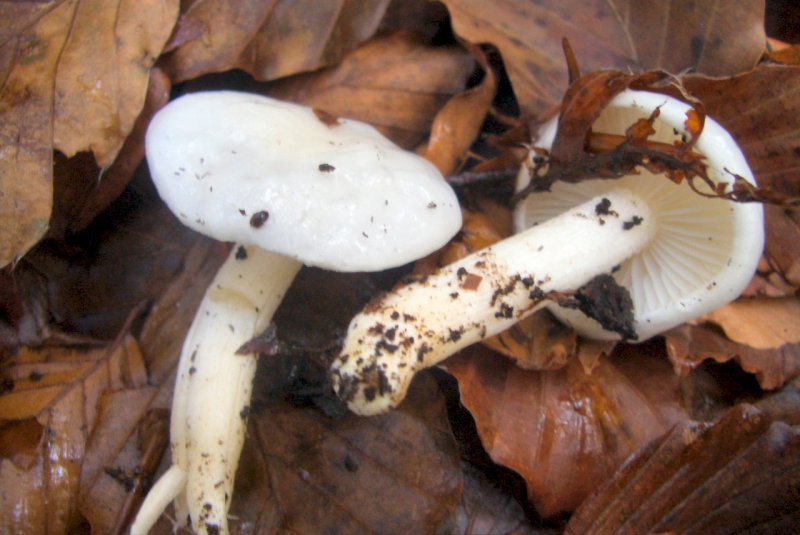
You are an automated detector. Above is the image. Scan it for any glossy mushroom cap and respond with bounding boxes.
[146,91,462,272]
[515,90,764,341]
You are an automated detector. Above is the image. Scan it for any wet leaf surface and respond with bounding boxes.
[445,342,691,517]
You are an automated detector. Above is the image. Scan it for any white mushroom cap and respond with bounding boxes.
[515,89,764,341]
[146,91,462,272]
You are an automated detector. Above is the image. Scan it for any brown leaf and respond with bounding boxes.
[164,0,390,83]
[268,31,475,148]
[440,0,765,115]
[422,43,497,176]
[566,403,800,534]
[49,67,172,238]
[664,323,800,390]
[445,342,690,517]
[702,297,800,349]
[0,334,149,533]
[0,0,178,265]
[682,65,800,198]
[177,373,463,535]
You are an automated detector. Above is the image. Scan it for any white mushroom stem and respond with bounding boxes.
[132,245,301,534]
[331,188,655,416]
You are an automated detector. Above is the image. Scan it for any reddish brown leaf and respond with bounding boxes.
[164,0,390,83]
[665,323,800,390]
[445,343,690,517]
[267,31,475,148]
[566,403,800,534]
[0,0,178,265]
[441,0,765,116]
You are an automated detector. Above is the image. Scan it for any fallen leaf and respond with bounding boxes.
[268,31,476,148]
[0,0,178,265]
[664,323,800,390]
[422,43,498,176]
[566,403,800,534]
[158,373,463,535]
[164,0,390,83]
[0,334,148,533]
[702,297,800,349]
[445,342,690,517]
[440,0,765,116]
[49,67,172,238]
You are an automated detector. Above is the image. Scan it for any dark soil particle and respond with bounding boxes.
[561,274,636,340]
[623,216,644,230]
[319,163,336,172]
[595,197,613,216]
[235,245,248,260]
[250,210,269,228]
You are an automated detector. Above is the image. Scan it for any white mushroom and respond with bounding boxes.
[131,91,461,534]
[330,89,764,416]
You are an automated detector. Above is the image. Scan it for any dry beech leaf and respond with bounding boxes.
[422,43,498,176]
[664,323,800,390]
[440,0,765,115]
[0,334,148,533]
[145,374,463,535]
[268,31,475,149]
[164,0,390,83]
[0,0,178,265]
[566,403,800,534]
[702,297,800,350]
[445,343,690,517]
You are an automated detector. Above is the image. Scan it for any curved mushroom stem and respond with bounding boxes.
[331,188,655,416]
[132,246,301,534]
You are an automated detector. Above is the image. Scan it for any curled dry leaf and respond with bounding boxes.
[440,0,765,115]
[445,343,690,517]
[268,31,476,149]
[0,0,178,265]
[0,334,150,533]
[664,324,800,391]
[566,402,800,534]
[164,0,390,83]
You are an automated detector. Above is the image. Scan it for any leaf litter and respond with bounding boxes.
[1,1,799,533]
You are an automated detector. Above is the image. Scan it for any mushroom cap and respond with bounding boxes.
[514,89,764,341]
[146,91,462,272]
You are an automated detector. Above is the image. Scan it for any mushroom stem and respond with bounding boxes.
[132,245,301,535]
[331,188,655,415]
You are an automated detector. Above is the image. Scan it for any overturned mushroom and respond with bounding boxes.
[331,89,763,416]
[131,91,461,534]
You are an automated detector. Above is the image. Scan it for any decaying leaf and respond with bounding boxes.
[441,0,765,116]
[163,0,390,83]
[445,343,690,517]
[268,31,476,148]
[0,334,151,533]
[664,323,800,391]
[566,401,800,534]
[0,0,178,265]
